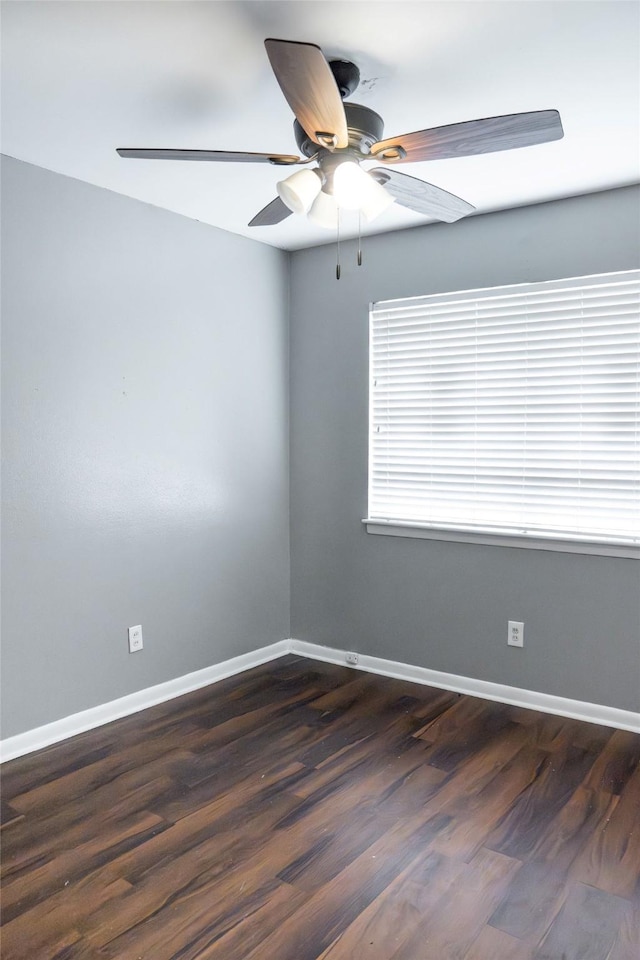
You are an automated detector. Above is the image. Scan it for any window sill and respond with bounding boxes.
[363,520,640,559]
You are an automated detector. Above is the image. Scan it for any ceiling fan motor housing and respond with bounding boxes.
[294,103,385,159]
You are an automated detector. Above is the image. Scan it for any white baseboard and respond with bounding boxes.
[0,640,291,763]
[289,639,640,734]
[3,637,638,762]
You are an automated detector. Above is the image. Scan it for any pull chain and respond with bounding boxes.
[357,212,363,266]
[336,207,341,280]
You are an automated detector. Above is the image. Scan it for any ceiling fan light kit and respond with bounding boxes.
[117,36,563,275]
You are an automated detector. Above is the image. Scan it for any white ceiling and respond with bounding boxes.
[2,1,639,251]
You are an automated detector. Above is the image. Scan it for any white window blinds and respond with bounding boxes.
[368,270,640,548]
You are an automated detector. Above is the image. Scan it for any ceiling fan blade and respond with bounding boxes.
[264,38,348,149]
[371,110,564,163]
[370,168,475,223]
[248,197,293,227]
[116,148,301,165]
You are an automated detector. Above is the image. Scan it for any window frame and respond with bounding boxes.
[364,270,640,560]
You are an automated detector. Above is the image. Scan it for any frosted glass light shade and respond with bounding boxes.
[333,161,395,221]
[332,161,367,210]
[360,178,395,222]
[277,169,322,214]
[307,189,339,229]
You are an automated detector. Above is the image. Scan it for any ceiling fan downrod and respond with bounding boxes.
[328,59,361,100]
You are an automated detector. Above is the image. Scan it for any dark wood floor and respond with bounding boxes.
[1,656,639,960]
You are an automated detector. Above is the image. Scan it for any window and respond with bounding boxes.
[366,270,640,557]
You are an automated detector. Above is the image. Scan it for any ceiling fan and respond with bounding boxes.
[117,38,563,231]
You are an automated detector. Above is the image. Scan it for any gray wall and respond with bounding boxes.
[3,164,639,741]
[1,157,290,738]
[289,187,640,712]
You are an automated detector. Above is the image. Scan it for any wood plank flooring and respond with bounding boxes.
[1,655,639,959]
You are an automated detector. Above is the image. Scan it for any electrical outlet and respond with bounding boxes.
[346,652,359,666]
[508,620,524,648]
[128,624,143,653]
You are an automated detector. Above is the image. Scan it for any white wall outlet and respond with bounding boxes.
[128,624,143,653]
[346,652,359,665]
[508,620,524,648]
